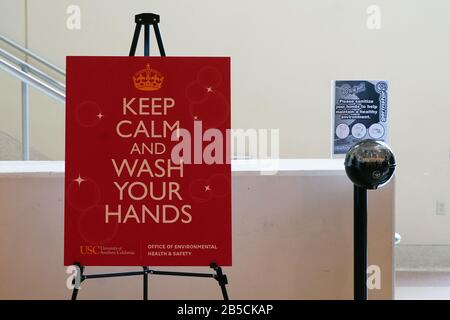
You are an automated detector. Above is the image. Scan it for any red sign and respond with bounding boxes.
[64,57,231,266]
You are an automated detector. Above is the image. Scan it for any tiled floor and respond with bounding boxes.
[395,271,450,300]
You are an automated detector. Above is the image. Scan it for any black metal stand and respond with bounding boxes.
[354,185,368,300]
[70,13,229,301]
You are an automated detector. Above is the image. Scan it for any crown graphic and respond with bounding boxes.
[132,64,164,91]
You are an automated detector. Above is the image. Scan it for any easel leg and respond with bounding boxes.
[144,24,150,56]
[71,286,79,300]
[210,263,229,300]
[152,22,166,56]
[71,263,84,301]
[143,266,149,300]
[129,22,142,56]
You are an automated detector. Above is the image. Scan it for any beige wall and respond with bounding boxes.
[0,162,394,299]
[0,1,449,244]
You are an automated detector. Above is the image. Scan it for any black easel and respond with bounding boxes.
[71,13,229,301]
[129,13,166,57]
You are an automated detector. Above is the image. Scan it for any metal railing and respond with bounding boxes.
[0,34,65,160]
[0,34,65,76]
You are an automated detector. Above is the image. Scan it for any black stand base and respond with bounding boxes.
[354,185,368,300]
[71,262,229,300]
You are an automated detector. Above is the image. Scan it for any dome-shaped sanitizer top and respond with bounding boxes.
[344,140,396,189]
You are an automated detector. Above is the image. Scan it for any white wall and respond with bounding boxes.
[0,0,449,244]
[0,0,26,158]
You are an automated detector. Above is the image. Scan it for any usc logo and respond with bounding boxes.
[80,245,101,255]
